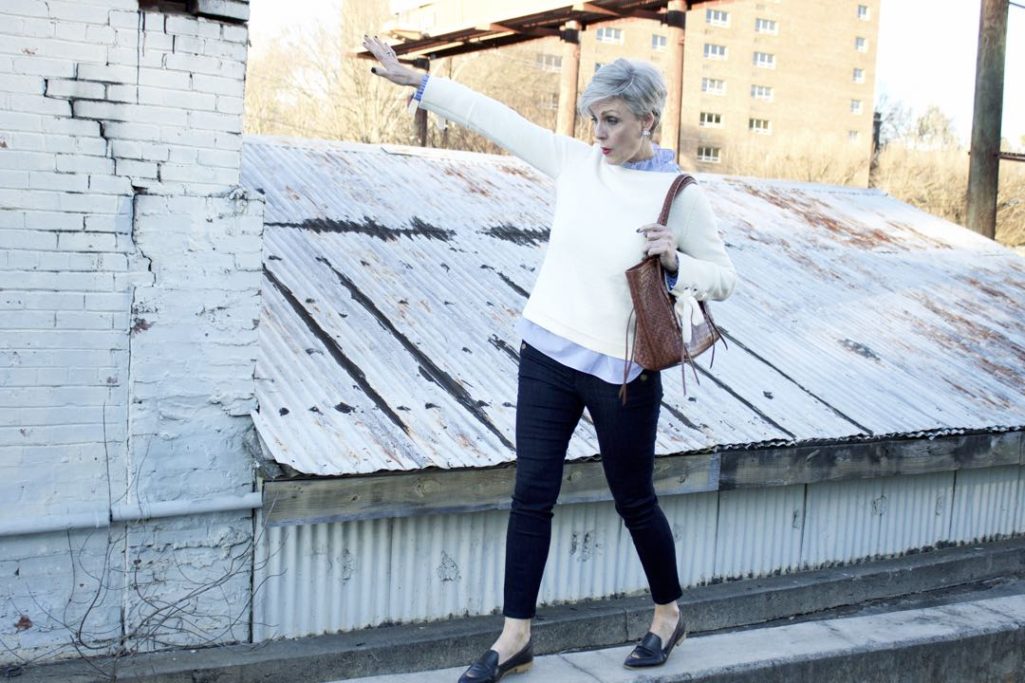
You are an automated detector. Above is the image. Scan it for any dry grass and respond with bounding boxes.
[710,136,1024,248]
[720,133,871,188]
[872,144,1025,247]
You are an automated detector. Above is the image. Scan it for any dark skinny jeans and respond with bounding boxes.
[503,342,682,619]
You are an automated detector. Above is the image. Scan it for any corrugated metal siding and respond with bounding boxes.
[254,473,1025,641]
[241,137,1025,476]
[253,493,729,639]
[876,472,953,558]
[538,501,643,607]
[254,515,395,639]
[801,472,954,568]
[801,478,883,568]
[666,491,719,587]
[949,466,1024,544]
[713,485,805,580]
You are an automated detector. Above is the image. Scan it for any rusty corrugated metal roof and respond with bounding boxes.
[240,135,1025,476]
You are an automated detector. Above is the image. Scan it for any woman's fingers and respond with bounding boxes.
[638,224,676,255]
[362,35,400,73]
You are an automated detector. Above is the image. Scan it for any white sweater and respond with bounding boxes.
[419,77,738,360]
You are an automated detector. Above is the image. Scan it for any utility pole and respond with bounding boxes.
[556,21,581,137]
[965,0,1008,239]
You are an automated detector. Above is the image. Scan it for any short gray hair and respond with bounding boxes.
[578,58,667,130]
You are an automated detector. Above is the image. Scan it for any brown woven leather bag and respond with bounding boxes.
[623,174,726,395]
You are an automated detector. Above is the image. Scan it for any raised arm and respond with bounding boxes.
[362,36,587,178]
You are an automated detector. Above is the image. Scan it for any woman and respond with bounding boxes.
[363,36,737,682]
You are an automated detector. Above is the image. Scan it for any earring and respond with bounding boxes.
[642,130,651,137]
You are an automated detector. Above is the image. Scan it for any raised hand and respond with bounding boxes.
[362,35,421,87]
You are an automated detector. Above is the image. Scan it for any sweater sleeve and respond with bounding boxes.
[418,77,589,179]
[668,184,738,302]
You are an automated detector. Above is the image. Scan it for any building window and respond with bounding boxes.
[849,130,860,142]
[706,9,729,26]
[855,36,867,52]
[852,67,865,83]
[753,51,776,68]
[596,27,623,44]
[851,99,863,114]
[704,43,727,59]
[651,34,667,51]
[750,84,774,101]
[755,18,778,34]
[749,118,771,134]
[858,4,870,20]
[699,112,723,127]
[537,54,562,72]
[701,77,726,95]
[697,146,721,163]
[541,93,559,110]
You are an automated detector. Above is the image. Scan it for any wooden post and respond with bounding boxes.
[966,0,1008,239]
[556,21,581,137]
[662,0,686,155]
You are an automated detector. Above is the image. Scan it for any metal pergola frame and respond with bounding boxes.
[355,1,712,63]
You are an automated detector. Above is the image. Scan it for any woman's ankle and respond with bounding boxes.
[654,600,680,617]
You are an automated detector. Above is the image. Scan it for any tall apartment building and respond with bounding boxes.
[388,0,879,184]
[679,0,878,180]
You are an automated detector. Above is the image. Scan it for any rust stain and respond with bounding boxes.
[15,615,31,631]
[130,318,151,335]
[912,293,1025,388]
[498,164,534,179]
[961,276,1019,307]
[942,379,1011,410]
[442,165,492,196]
[740,184,906,251]
[887,220,952,250]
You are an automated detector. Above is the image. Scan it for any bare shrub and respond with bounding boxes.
[872,144,1025,247]
[244,0,418,144]
[718,133,870,187]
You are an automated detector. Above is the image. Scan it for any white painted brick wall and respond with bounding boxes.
[0,0,260,666]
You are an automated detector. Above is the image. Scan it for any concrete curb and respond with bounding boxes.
[16,537,1025,683]
[351,592,1025,683]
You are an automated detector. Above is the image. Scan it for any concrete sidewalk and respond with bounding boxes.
[345,593,1025,683]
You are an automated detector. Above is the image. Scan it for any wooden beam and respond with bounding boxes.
[661,0,685,155]
[477,23,561,38]
[262,429,1024,527]
[719,430,1024,489]
[556,21,581,137]
[264,452,718,527]
[572,3,661,21]
[574,3,624,17]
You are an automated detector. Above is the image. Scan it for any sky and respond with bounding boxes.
[248,0,1025,147]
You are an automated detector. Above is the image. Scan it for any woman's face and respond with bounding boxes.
[588,97,655,166]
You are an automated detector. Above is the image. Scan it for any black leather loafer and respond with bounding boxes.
[457,640,533,683]
[623,616,687,668]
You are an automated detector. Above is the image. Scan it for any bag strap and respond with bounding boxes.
[657,174,696,225]
[620,174,699,404]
